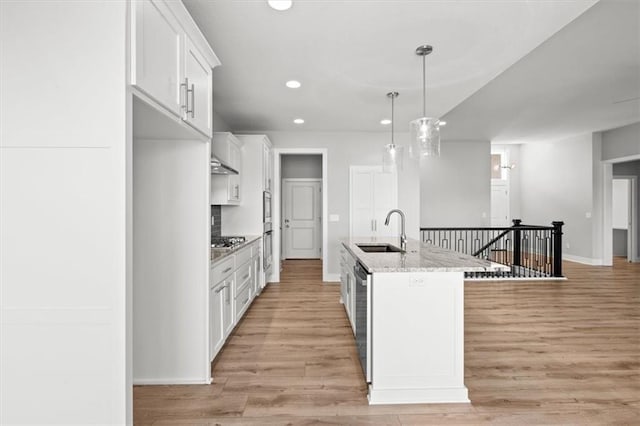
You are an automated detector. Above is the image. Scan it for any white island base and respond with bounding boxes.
[369,271,469,405]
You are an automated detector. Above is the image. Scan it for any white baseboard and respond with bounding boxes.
[323,273,340,283]
[564,254,604,265]
[368,386,470,405]
[133,377,210,385]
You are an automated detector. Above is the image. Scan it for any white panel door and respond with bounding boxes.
[491,182,510,227]
[284,180,321,259]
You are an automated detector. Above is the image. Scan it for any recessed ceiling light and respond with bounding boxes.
[268,1,292,11]
[380,119,392,125]
[439,120,447,126]
[285,80,301,89]
[293,118,304,124]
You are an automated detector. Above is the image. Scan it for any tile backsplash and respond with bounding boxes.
[211,205,221,240]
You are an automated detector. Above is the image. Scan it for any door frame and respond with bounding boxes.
[282,178,322,259]
[612,175,638,262]
[272,148,328,282]
[602,154,640,265]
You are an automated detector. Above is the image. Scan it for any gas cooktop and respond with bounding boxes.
[211,236,246,249]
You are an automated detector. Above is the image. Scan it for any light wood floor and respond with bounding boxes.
[134,258,639,425]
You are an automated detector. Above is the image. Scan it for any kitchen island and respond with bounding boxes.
[340,237,506,405]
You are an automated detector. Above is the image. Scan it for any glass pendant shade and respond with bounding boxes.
[383,143,404,173]
[410,117,441,157]
[411,44,441,159]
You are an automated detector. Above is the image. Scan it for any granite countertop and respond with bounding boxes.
[342,236,508,273]
[211,235,261,265]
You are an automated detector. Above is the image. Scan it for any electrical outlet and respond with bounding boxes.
[585,212,592,219]
[566,242,570,249]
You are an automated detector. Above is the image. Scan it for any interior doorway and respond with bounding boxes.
[273,150,328,282]
[612,176,637,262]
[490,149,512,227]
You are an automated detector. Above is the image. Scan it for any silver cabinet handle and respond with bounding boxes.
[242,273,249,281]
[374,219,377,231]
[215,285,225,294]
[189,83,195,118]
[223,267,232,274]
[371,219,374,231]
[184,81,194,117]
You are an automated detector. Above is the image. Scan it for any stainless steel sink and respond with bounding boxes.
[356,243,405,253]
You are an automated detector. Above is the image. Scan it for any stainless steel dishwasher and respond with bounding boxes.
[354,261,372,383]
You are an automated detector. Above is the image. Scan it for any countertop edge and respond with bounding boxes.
[211,235,262,266]
[341,239,509,274]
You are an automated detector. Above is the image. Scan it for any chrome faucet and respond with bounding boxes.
[384,209,406,251]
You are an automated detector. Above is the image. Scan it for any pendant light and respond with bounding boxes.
[410,44,441,158]
[383,91,404,172]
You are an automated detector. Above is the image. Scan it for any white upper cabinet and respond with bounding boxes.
[184,37,212,136]
[132,0,183,115]
[130,0,220,138]
[349,166,398,238]
[211,133,243,205]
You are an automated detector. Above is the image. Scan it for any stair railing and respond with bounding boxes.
[420,219,564,279]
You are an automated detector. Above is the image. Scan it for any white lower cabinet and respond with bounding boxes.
[209,240,262,362]
[340,246,357,333]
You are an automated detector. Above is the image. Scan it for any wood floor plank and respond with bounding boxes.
[134,257,640,425]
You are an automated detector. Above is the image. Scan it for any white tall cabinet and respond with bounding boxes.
[349,166,399,238]
[2,2,129,424]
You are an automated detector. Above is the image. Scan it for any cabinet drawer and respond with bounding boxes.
[235,246,251,267]
[234,260,252,296]
[212,255,234,283]
[234,284,251,322]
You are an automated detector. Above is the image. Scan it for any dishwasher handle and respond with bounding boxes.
[354,262,369,282]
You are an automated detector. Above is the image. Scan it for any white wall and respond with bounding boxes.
[282,154,323,179]
[602,122,640,161]
[421,140,491,227]
[520,134,597,261]
[0,2,129,423]
[264,131,420,277]
[213,110,231,132]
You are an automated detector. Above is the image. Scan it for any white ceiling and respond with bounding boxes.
[182,0,635,141]
[441,0,640,143]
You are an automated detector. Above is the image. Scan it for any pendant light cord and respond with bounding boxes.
[422,53,427,117]
[391,94,395,146]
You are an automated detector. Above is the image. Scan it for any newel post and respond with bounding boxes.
[512,219,522,267]
[552,221,564,277]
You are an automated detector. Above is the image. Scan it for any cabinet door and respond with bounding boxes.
[132,0,183,115]
[184,37,212,137]
[349,167,398,238]
[373,170,398,237]
[210,283,225,360]
[222,278,234,337]
[262,144,269,191]
[350,170,374,237]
